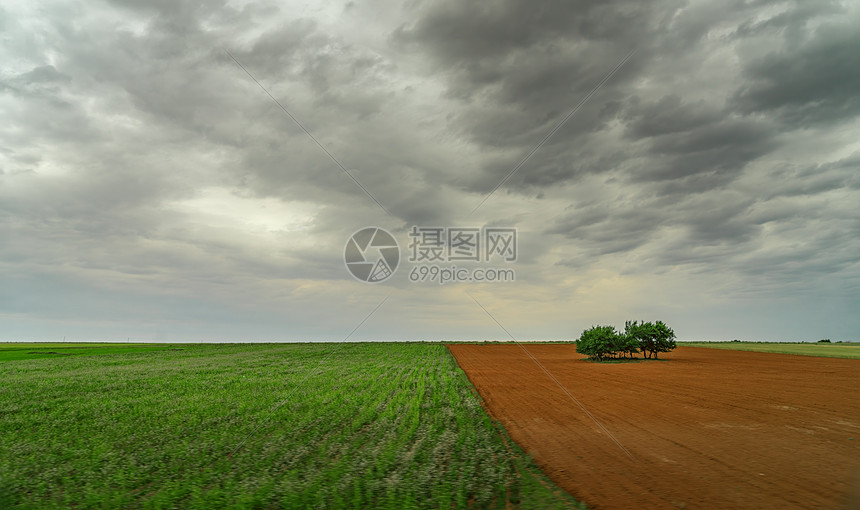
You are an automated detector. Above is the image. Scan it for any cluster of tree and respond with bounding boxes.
[576,321,676,361]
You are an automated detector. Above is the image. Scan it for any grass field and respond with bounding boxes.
[0,343,183,362]
[0,343,581,509]
[680,341,860,359]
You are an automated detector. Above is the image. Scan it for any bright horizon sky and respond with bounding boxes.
[2,0,859,342]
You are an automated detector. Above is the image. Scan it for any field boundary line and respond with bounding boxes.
[466,292,633,459]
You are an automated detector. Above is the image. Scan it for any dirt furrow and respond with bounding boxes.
[447,344,860,509]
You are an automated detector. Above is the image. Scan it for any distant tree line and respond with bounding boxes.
[576,321,676,361]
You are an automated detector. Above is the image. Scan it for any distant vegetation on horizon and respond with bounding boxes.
[681,341,860,359]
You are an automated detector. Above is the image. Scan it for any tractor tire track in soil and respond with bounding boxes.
[447,345,860,509]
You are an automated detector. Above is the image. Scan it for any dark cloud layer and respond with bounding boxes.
[1,0,858,341]
[733,15,860,126]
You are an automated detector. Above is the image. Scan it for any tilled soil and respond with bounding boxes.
[447,344,860,509]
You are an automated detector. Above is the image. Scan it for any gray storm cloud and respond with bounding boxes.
[1,0,858,342]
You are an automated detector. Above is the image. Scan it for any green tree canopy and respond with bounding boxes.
[576,326,640,360]
[576,325,619,361]
[625,320,676,359]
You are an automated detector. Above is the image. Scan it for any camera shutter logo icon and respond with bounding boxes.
[344,227,399,283]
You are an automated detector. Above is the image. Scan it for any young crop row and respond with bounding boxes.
[0,343,582,509]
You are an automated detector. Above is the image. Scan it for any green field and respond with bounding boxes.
[0,343,184,362]
[0,343,582,509]
[681,341,860,359]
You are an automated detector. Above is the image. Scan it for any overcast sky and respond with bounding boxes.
[2,0,859,342]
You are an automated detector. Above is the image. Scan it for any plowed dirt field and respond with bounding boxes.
[447,344,860,509]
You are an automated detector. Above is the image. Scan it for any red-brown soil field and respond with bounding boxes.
[447,344,860,509]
